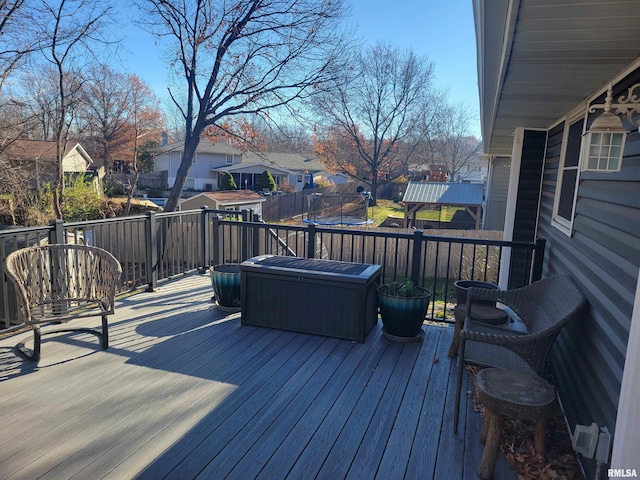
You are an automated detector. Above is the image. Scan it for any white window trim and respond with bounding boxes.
[551,112,586,237]
[226,154,235,165]
[296,174,304,183]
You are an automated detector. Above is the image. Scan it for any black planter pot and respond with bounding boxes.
[377,285,431,341]
[210,264,241,311]
[454,280,499,306]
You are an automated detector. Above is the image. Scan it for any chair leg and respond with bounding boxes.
[453,338,466,434]
[32,327,41,362]
[101,315,109,350]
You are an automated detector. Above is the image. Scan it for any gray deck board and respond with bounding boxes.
[0,274,517,480]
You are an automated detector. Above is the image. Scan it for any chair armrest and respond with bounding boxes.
[460,319,531,347]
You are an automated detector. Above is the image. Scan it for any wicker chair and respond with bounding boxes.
[453,275,586,433]
[4,244,122,362]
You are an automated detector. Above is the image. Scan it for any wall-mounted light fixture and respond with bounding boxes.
[583,83,640,172]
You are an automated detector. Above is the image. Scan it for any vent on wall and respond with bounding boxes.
[204,183,213,191]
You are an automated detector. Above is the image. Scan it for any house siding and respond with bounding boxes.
[538,74,640,476]
[484,157,510,230]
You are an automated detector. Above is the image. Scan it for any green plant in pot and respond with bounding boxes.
[377,280,432,341]
[210,264,241,312]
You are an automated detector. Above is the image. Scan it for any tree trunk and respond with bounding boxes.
[124,172,139,215]
[164,134,201,212]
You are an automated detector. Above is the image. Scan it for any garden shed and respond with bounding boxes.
[178,191,265,217]
[402,181,484,229]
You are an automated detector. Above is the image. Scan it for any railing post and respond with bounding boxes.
[252,214,260,258]
[241,209,249,261]
[200,207,210,273]
[306,223,317,259]
[145,211,158,292]
[410,229,423,284]
[212,215,221,266]
[48,219,64,245]
[531,237,546,282]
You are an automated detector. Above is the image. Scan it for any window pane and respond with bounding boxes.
[558,169,577,220]
[565,121,584,167]
[612,134,623,146]
[598,158,608,170]
[610,146,621,159]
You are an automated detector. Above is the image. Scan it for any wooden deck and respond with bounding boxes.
[0,274,515,479]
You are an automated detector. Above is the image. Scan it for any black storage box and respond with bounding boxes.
[240,255,381,343]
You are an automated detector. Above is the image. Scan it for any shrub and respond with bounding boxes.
[219,172,238,190]
[279,181,296,194]
[313,176,334,188]
[63,174,103,221]
[256,170,276,192]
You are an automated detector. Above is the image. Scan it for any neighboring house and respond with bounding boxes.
[408,164,449,182]
[152,140,243,192]
[153,141,325,193]
[244,151,336,189]
[215,162,294,191]
[1,139,104,191]
[455,156,488,183]
[475,1,640,475]
[178,191,266,217]
[325,172,350,185]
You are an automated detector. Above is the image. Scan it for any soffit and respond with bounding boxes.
[477,0,640,155]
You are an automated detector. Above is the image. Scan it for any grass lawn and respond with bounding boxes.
[369,199,463,226]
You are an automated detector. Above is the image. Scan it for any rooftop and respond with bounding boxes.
[0,274,514,479]
[403,182,484,206]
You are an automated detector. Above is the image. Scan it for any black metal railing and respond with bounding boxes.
[0,208,544,329]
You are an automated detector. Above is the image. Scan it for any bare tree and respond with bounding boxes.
[0,1,48,151]
[0,0,43,91]
[79,65,134,170]
[124,75,165,214]
[313,42,438,203]
[259,121,313,154]
[428,103,482,182]
[77,67,165,213]
[139,0,351,212]
[32,0,113,218]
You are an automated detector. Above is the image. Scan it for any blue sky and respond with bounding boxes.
[118,1,480,137]
[348,0,480,135]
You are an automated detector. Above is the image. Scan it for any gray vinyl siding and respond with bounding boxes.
[484,157,510,230]
[537,74,640,476]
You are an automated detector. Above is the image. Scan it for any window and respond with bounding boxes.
[185,178,195,190]
[226,154,235,165]
[552,117,584,234]
[296,174,304,183]
[192,152,197,164]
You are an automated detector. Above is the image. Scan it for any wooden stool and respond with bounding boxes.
[448,304,509,356]
[475,368,555,479]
